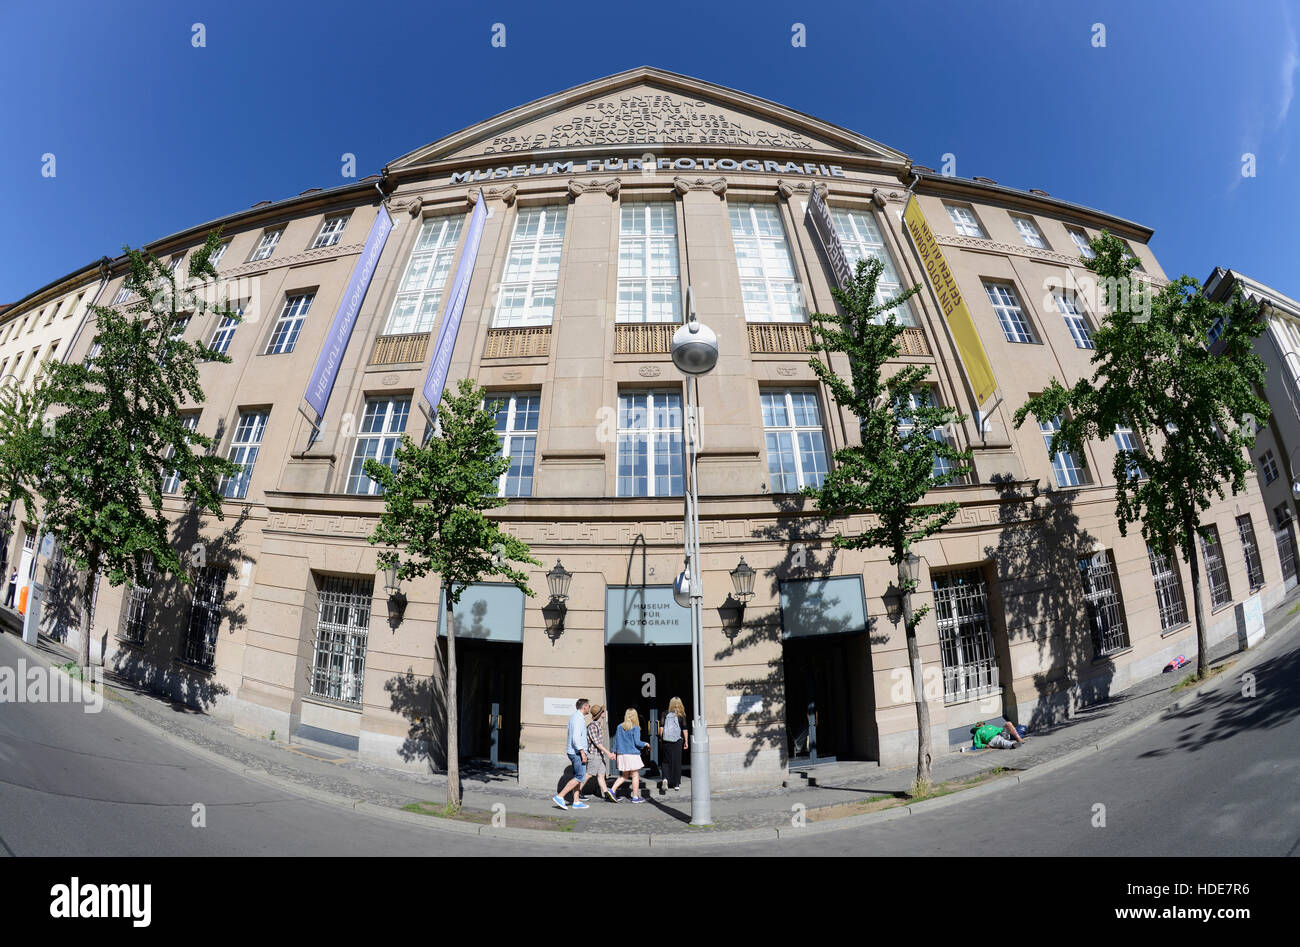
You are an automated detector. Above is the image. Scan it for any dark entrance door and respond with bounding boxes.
[783,633,860,764]
[604,645,691,775]
[449,639,522,768]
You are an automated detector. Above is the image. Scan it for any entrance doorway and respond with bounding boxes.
[783,631,872,765]
[605,644,691,775]
[446,638,522,768]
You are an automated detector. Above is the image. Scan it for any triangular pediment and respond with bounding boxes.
[388,66,907,170]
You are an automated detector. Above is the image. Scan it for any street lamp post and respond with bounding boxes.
[671,287,718,826]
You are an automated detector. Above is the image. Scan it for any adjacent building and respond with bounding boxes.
[1,67,1281,789]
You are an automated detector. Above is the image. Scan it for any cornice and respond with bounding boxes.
[935,233,1170,284]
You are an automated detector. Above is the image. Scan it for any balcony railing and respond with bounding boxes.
[484,326,551,358]
[615,322,676,355]
[370,332,430,366]
[898,326,931,356]
[747,322,812,354]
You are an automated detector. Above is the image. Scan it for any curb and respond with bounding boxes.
[6,609,1296,849]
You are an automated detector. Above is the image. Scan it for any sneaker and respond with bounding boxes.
[630,796,645,804]
[604,790,619,803]
[571,801,590,809]
[552,794,568,810]
[672,785,681,792]
[659,779,667,792]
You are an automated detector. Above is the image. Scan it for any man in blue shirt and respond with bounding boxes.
[552,698,591,810]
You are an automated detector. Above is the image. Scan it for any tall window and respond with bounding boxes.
[265,292,314,354]
[1147,543,1189,631]
[310,575,373,705]
[1259,450,1279,484]
[898,388,959,480]
[829,208,915,324]
[761,389,829,492]
[250,228,283,263]
[1039,414,1088,487]
[730,203,804,323]
[208,306,242,356]
[346,397,410,495]
[984,282,1036,343]
[311,213,350,249]
[121,554,155,644]
[113,283,131,305]
[1200,525,1232,607]
[617,203,681,323]
[945,204,987,238]
[1123,240,1145,271]
[161,414,200,494]
[1079,550,1130,655]
[1011,215,1047,249]
[494,206,565,328]
[1112,424,1146,480]
[183,565,226,669]
[210,242,229,266]
[1237,514,1265,590]
[490,392,540,498]
[385,215,464,335]
[1054,293,1094,349]
[221,410,269,499]
[616,390,683,497]
[932,567,998,702]
[1067,226,1096,259]
[1273,505,1298,585]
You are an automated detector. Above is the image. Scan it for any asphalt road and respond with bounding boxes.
[1,627,1297,857]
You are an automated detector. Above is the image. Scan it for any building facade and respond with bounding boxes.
[4,67,1282,789]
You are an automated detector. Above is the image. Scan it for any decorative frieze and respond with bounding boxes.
[468,184,518,206]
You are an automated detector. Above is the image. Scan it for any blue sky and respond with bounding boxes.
[0,0,1296,303]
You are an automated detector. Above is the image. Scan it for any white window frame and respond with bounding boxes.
[493,205,566,328]
[617,202,681,324]
[829,207,915,324]
[265,292,314,355]
[1260,450,1279,484]
[1054,293,1094,349]
[310,575,373,705]
[488,391,541,498]
[984,282,1037,343]
[1147,543,1189,631]
[898,388,959,480]
[208,304,242,355]
[221,410,269,499]
[1040,413,1088,487]
[1067,226,1096,260]
[1112,424,1146,480]
[250,228,284,263]
[945,203,987,238]
[761,388,829,492]
[162,414,200,494]
[729,203,806,323]
[1011,215,1047,249]
[384,214,465,335]
[616,389,684,498]
[113,283,131,305]
[345,397,411,495]
[209,242,229,266]
[311,213,351,249]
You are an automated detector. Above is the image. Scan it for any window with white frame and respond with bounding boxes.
[1259,450,1279,484]
[1147,543,1189,631]
[494,206,566,328]
[310,575,373,705]
[311,213,351,249]
[113,283,131,305]
[1079,550,1130,655]
[345,397,410,495]
[1200,525,1232,607]
[1112,424,1146,480]
[945,204,987,238]
[1011,215,1047,249]
[183,565,226,668]
[1123,240,1145,271]
[167,255,184,274]
[209,242,228,266]
[1039,413,1088,487]
[1053,293,1094,348]
[729,203,805,323]
[1067,226,1096,259]
[384,214,465,335]
[249,227,284,263]
[161,414,200,494]
[932,567,999,702]
[208,305,242,356]
[761,389,829,492]
[617,203,681,323]
[221,410,269,499]
[265,292,314,354]
[490,392,540,498]
[984,282,1036,343]
[169,314,190,341]
[616,390,683,497]
[1237,514,1265,590]
[898,388,960,480]
[829,208,915,324]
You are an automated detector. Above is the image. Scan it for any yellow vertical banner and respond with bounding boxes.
[902,195,997,406]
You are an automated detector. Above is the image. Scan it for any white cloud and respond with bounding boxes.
[1276,5,1299,130]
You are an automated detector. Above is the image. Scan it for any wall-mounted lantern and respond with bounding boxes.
[543,560,571,642]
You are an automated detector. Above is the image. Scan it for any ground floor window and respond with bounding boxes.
[310,575,373,705]
[931,567,998,703]
[183,566,226,668]
[121,555,154,644]
[1078,550,1130,655]
[1273,505,1297,586]
[1200,526,1232,607]
[1146,543,1188,631]
[1236,514,1265,590]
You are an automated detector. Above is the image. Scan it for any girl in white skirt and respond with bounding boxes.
[607,708,650,803]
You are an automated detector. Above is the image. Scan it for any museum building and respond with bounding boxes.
[1,67,1282,789]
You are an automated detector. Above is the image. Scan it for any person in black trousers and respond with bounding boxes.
[657,696,689,792]
[4,569,17,609]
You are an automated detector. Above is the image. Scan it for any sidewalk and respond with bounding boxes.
[4,585,1298,838]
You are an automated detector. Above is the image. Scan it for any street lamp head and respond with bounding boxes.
[546,559,572,602]
[729,556,756,603]
[671,319,718,375]
[383,561,402,596]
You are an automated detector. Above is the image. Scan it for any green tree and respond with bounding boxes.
[1014,232,1268,680]
[39,232,241,668]
[803,257,973,794]
[0,376,54,562]
[364,377,539,808]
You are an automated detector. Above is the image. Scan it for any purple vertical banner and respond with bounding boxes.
[303,207,394,418]
[422,188,487,421]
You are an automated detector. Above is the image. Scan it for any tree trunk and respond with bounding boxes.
[1185,517,1209,681]
[900,557,932,795]
[444,583,460,808]
[77,556,97,669]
